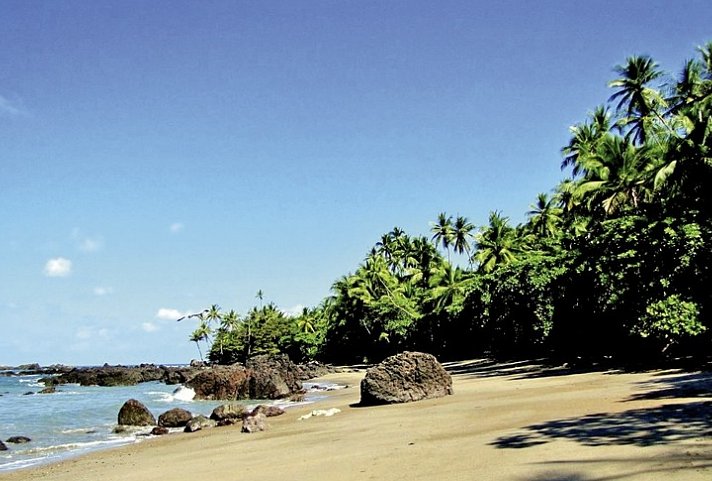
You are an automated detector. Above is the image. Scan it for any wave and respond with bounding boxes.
[149,385,196,403]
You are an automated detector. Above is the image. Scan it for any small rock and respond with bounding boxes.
[39,386,56,394]
[184,415,216,433]
[151,426,170,436]
[0,441,7,451]
[210,403,247,422]
[250,405,285,418]
[6,436,31,444]
[241,413,267,433]
[117,399,156,426]
[158,408,193,428]
[23,391,34,396]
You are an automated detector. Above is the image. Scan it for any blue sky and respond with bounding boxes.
[1,1,711,365]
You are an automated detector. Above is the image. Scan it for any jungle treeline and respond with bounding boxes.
[192,43,712,366]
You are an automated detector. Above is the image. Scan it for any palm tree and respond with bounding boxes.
[429,263,467,313]
[430,212,454,261]
[189,318,211,361]
[205,304,222,326]
[561,105,611,175]
[472,212,520,273]
[527,193,563,237]
[608,55,666,144]
[451,215,475,259]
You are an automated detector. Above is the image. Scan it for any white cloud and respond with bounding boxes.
[93,286,113,296]
[281,304,306,318]
[142,322,159,333]
[155,308,186,320]
[72,229,104,252]
[170,223,184,234]
[0,94,27,117]
[44,257,72,277]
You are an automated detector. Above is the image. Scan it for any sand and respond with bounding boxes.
[3,359,711,481]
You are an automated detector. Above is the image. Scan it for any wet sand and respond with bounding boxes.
[3,359,711,481]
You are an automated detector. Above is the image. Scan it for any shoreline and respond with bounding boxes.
[2,363,711,480]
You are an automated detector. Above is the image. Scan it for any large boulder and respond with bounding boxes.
[117,399,156,426]
[186,365,250,400]
[241,413,267,433]
[359,351,453,406]
[158,408,193,428]
[247,354,302,399]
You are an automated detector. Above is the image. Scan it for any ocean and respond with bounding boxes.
[0,370,329,472]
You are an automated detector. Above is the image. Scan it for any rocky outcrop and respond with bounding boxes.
[184,415,216,433]
[52,364,203,387]
[359,351,453,406]
[6,436,31,444]
[247,354,302,399]
[186,365,250,400]
[117,399,156,426]
[296,361,339,380]
[158,408,193,428]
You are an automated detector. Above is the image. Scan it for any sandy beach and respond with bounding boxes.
[3,360,711,481]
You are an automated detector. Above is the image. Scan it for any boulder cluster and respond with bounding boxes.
[116,398,285,435]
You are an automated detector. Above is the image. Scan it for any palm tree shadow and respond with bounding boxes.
[493,401,712,449]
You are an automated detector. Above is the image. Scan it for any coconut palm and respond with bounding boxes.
[609,55,666,144]
[472,212,520,273]
[451,215,475,258]
[527,193,563,237]
[430,213,454,261]
[189,318,211,361]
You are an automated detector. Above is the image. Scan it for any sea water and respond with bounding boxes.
[0,371,331,472]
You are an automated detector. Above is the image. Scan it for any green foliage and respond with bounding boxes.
[634,295,705,352]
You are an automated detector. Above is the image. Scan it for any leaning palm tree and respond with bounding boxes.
[189,319,211,361]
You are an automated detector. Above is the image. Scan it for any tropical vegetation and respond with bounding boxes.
[189,42,712,367]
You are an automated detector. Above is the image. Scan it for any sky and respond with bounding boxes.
[1,0,711,366]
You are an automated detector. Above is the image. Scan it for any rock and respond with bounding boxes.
[23,391,34,396]
[190,359,205,368]
[288,391,306,402]
[162,367,202,385]
[241,413,267,433]
[297,361,338,380]
[117,399,156,426]
[186,365,250,400]
[6,436,31,444]
[39,386,56,394]
[151,426,170,436]
[158,408,193,428]
[250,404,285,418]
[0,441,6,451]
[184,415,216,433]
[210,403,248,422]
[247,354,302,399]
[359,351,453,406]
[17,363,41,371]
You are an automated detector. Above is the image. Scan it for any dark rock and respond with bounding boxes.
[117,399,156,426]
[6,436,31,444]
[23,391,34,396]
[241,413,267,433]
[186,365,250,400]
[247,354,302,399]
[17,363,41,371]
[250,404,285,418]
[162,367,202,385]
[151,426,170,436]
[184,415,216,432]
[360,351,453,406]
[38,386,56,394]
[39,376,60,387]
[0,441,6,451]
[210,403,248,422]
[288,391,306,402]
[297,361,339,380]
[190,359,205,368]
[158,408,193,428]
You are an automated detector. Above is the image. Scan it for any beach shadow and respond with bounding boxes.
[625,370,712,402]
[443,358,612,380]
[492,401,712,449]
